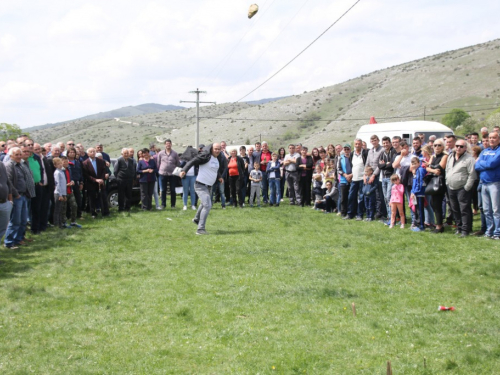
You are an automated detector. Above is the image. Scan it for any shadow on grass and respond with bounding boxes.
[212,229,255,235]
[0,246,39,280]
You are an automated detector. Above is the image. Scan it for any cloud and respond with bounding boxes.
[0,0,499,126]
[49,4,110,38]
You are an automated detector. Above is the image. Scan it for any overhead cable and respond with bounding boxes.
[235,0,362,103]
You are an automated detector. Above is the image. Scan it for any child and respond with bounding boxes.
[389,174,405,229]
[312,165,324,207]
[249,161,262,207]
[53,157,68,229]
[410,157,427,232]
[266,153,281,206]
[62,156,82,228]
[362,165,378,221]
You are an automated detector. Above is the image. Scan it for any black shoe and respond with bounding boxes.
[433,227,444,234]
[460,233,469,238]
[192,218,199,225]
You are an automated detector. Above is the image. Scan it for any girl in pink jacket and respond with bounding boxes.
[389,174,406,229]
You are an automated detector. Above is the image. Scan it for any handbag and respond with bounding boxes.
[425,175,445,196]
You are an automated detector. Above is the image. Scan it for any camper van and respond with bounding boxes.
[355,121,454,145]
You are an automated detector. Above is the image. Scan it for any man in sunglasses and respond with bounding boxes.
[475,131,500,239]
[445,140,476,237]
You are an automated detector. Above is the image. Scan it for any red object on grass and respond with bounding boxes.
[369,116,377,124]
[438,305,455,311]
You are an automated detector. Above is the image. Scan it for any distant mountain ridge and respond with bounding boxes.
[24,103,184,132]
[29,38,500,157]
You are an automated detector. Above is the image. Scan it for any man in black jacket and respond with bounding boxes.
[114,148,135,211]
[180,143,224,235]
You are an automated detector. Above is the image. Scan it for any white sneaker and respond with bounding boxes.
[191,206,196,210]
[183,206,187,211]
[156,206,162,210]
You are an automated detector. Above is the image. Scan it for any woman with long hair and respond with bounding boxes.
[311,147,321,165]
[327,144,336,160]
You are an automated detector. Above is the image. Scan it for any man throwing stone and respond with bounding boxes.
[180,143,224,235]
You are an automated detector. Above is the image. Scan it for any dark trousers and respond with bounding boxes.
[261,171,269,203]
[413,196,425,229]
[347,180,364,218]
[229,175,241,206]
[73,186,83,218]
[39,185,51,232]
[31,184,43,234]
[364,194,376,219]
[88,189,109,217]
[430,193,446,226]
[448,187,472,234]
[160,175,178,207]
[140,181,155,210]
[117,179,133,211]
[340,183,350,216]
[375,180,387,218]
[299,174,312,206]
[316,196,334,212]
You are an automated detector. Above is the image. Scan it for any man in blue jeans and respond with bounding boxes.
[378,136,397,225]
[4,147,30,249]
[475,131,500,239]
[345,139,368,220]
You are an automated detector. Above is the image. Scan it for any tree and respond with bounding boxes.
[0,123,26,141]
[484,107,500,128]
[455,118,478,135]
[441,109,470,130]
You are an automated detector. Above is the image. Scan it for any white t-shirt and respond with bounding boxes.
[197,155,219,186]
[396,154,412,178]
[284,153,300,171]
[351,152,365,181]
[269,161,277,178]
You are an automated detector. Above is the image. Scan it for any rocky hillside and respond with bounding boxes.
[30,38,500,156]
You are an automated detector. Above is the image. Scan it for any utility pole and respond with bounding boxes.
[424,106,426,120]
[180,89,216,147]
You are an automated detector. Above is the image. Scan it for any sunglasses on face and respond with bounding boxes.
[456,145,466,149]
[68,143,75,146]
[433,144,443,147]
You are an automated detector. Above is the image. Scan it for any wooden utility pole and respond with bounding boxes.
[180,89,216,147]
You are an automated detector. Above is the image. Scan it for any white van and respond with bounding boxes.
[355,121,454,145]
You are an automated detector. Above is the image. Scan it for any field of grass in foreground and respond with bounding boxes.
[0,204,499,374]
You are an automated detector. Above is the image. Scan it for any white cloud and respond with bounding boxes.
[0,0,499,126]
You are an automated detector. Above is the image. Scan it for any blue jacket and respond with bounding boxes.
[475,146,500,184]
[362,177,378,196]
[266,160,281,178]
[411,166,427,196]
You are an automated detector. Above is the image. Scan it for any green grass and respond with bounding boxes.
[1,204,499,374]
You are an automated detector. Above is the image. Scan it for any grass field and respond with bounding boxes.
[1,203,499,374]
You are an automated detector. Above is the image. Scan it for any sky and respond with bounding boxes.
[1,0,499,128]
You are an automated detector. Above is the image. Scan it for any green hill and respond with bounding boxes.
[30,38,500,156]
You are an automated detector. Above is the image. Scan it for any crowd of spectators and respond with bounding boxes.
[1,125,499,247]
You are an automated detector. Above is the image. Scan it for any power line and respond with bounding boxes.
[196,106,500,123]
[235,0,362,103]
[235,0,311,83]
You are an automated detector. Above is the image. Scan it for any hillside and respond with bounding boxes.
[24,103,184,132]
[30,38,500,156]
